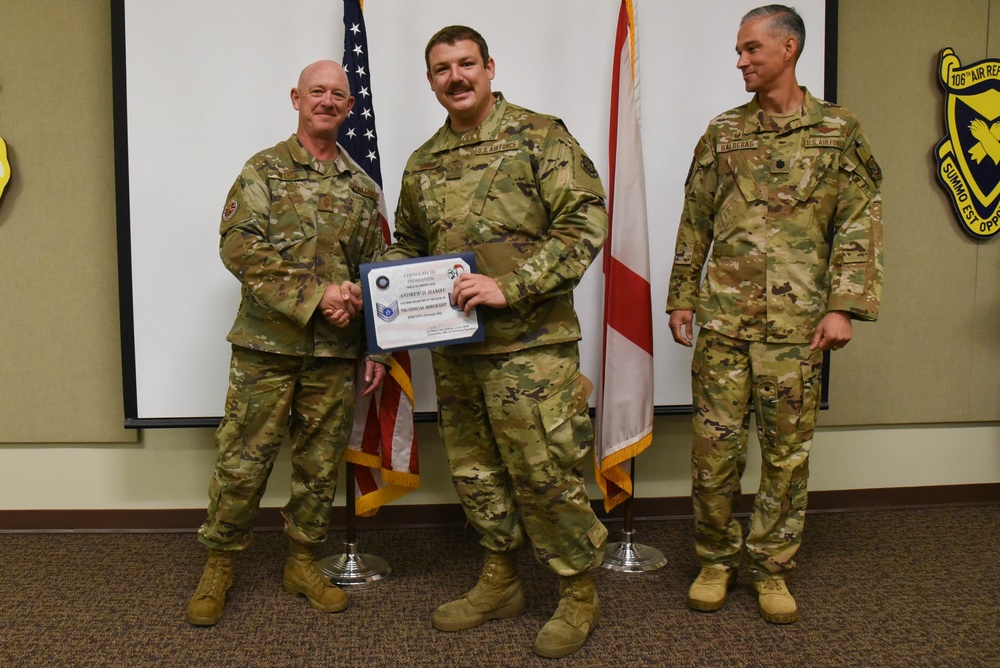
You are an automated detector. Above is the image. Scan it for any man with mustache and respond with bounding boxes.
[187,60,386,626]
[380,25,609,659]
[666,5,883,624]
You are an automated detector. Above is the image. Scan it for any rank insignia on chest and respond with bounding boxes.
[771,157,790,174]
[446,161,463,180]
[317,195,335,212]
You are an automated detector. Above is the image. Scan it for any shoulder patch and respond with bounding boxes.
[865,155,883,184]
[580,154,599,178]
[221,198,239,222]
[854,138,883,185]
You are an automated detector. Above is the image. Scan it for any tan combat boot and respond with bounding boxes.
[533,572,599,659]
[187,549,234,626]
[687,567,736,611]
[283,539,349,613]
[752,578,798,624]
[432,551,526,631]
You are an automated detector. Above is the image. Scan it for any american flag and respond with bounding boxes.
[339,0,420,515]
[339,0,383,192]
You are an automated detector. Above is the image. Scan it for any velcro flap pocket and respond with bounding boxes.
[841,239,870,264]
[471,156,505,216]
[537,372,593,435]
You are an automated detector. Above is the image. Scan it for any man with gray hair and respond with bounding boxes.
[666,5,883,623]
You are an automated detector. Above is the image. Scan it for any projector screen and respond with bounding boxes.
[112,0,833,426]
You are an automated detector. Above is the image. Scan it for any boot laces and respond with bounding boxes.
[296,555,330,589]
[196,556,229,599]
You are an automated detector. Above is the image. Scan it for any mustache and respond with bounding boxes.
[446,83,472,95]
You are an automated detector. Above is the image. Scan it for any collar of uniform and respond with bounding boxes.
[286,134,352,175]
[429,92,507,153]
[741,86,822,135]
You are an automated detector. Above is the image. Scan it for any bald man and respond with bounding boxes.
[187,60,387,626]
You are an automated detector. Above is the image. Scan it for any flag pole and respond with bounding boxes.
[600,456,666,572]
[319,461,392,588]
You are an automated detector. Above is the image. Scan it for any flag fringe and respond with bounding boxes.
[596,430,653,512]
[344,449,420,517]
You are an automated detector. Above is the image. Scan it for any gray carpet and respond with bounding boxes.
[0,505,997,667]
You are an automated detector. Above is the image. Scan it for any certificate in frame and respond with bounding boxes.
[360,252,485,354]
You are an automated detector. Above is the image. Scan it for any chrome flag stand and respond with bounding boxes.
[319,462,391,589]
[601,460,666,572]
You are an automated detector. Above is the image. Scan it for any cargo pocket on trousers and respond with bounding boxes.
[754,376,784,442]
[535,373,594,469]
[797,357,823,438]
[754,373,803,443]
[217,390,251,470]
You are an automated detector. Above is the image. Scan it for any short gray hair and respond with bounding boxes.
[741,5,805,59]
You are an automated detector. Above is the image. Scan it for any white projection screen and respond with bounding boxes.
[112,0,833,426]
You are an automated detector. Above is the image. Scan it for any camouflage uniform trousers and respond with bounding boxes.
[691,329,823,581]
[198,346,356,551]
[431,342,608,576]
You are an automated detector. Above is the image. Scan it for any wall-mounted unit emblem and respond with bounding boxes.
[935,48,1000,239]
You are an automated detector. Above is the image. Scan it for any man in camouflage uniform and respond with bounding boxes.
[381,25,608,659]
[187,60,387,626]
[666,5,882,624]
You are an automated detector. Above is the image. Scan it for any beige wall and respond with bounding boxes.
[827,0,1000,424]
[0,0,133,443]
[0,0,997,516]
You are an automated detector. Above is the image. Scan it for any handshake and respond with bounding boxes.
[319,281,364,328]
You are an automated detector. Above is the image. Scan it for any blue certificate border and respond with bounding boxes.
[360,252,486,354]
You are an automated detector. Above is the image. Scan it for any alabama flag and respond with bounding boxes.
[595,0,654,512]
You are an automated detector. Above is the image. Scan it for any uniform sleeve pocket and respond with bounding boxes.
[269,229,316,256]
[841,239,870,264]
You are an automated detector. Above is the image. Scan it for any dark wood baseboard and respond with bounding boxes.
[0,483,996,533]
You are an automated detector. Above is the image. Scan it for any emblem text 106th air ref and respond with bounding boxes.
[935,47,1000,240]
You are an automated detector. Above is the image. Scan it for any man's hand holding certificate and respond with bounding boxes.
[358,253,485,353]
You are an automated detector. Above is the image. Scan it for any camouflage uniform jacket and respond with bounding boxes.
[220,135,385,357]
[666,88,883,343]
[383,93,608,355]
